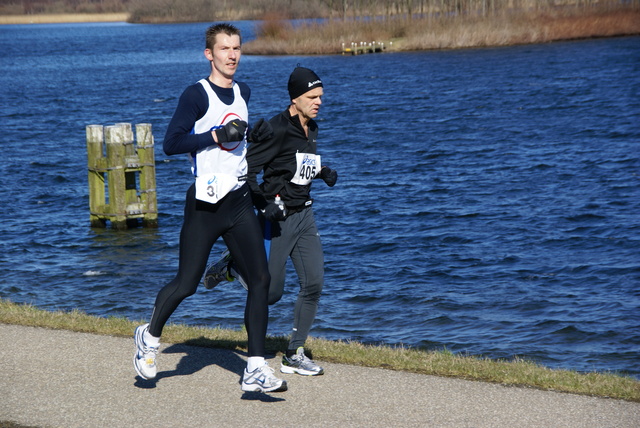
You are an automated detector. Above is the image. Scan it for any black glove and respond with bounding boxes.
[319,166,338,187]
[249,118,273,144]
[215,120,247,143]
[262,202,286,222]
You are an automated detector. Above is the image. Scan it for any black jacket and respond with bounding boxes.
[246,108,318,210]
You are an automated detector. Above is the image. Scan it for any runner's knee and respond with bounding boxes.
[268,288,284,305]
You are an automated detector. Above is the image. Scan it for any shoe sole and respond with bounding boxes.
[203,277,221,290]
[241,381,288,393]
[280,364,324,376]
[203,252,233,290]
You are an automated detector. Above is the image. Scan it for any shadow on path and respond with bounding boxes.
[133,337,285,402]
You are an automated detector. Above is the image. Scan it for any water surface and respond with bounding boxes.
[1,22,638,377]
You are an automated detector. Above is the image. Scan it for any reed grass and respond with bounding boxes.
[2,6,637,56]
[243,7,640,55]
[1,298,638,402]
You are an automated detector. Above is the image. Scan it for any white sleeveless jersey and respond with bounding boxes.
[190,79,248,195]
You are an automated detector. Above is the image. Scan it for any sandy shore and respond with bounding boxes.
[0,13,129,25]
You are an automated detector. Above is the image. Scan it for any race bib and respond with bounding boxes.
[195,173,239,204]
[290,152,321,186]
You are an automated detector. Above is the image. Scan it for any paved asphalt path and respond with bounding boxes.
[1,324,638,427]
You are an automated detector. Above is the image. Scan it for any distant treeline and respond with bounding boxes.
[3,0,639,22]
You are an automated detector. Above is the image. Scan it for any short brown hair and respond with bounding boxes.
[205,23,242,50]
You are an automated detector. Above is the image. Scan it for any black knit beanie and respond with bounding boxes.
[287,66,323,100]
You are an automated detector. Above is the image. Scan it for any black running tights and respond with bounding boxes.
[148,183,270,357]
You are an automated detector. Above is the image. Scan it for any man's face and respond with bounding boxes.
[293,87,323,121]
[205,33,241,81]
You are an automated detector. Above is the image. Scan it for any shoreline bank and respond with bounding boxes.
[2,11,638,56]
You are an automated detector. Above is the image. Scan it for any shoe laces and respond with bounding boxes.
[291,348,310,362]
[258,363,279,381]
[147,344,159,356]
[259,363,275,374]
[140,341,159,360]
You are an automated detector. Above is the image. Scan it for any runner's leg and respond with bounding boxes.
[288,209,324,350]
[148,184,226,337]
[265,216,295,306]
[223,185,271,357]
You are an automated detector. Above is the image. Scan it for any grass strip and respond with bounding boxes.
[1,298,638,402]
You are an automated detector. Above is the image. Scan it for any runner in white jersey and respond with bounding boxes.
[133,23,286,394]
[191,79,249,205]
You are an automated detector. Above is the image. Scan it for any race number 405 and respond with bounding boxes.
[292,153,321,185]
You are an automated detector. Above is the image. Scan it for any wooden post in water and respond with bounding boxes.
[86,125,107,228]
[136,123,158,228]
[86,123,158,229]
[105,124,127,229]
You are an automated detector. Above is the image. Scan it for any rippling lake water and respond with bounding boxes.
[1,21,638,377]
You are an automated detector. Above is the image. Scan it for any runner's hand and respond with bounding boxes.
[319,166,338,187]
[263,202,286,222]
[215,120,247,143]
[249,118,273,143]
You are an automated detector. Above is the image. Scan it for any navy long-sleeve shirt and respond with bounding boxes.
[163,78,251,156]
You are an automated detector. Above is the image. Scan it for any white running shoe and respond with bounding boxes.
[133,323,159,380]
[241,363,288,392]
[281,347,324,376]
[203,250,234,290]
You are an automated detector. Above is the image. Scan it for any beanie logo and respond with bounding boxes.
[308,79,322,87]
